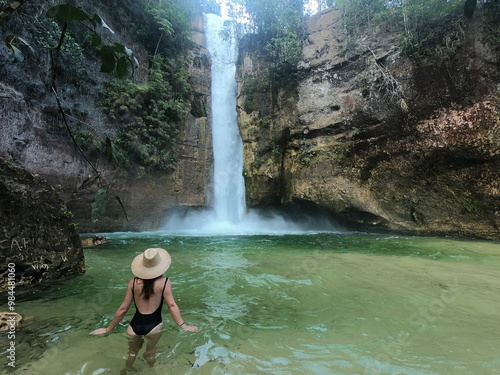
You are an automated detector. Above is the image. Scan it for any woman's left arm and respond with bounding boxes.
[164,278,198,332]
[90,279,134,335]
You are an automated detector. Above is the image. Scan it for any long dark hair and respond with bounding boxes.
[140,277,160,300]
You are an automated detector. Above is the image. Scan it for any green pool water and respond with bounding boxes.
[1,232,500,374]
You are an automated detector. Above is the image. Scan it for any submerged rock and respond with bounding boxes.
[81,235,107,247]
[0,312,23,332]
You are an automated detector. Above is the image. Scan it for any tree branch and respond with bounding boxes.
[51,86,100,174]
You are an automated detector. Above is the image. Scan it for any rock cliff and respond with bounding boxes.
[238,8,500,239]
[0,5,212,233]
[0,158,84,292]
[63,43,213,232]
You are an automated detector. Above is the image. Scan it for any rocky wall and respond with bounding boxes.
[0,158,84,292]
[237,8,500,239]
[0,8,213,233]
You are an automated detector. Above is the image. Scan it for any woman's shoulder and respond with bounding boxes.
[155,276,169,285]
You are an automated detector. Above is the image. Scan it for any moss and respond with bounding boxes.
[330,143,353,165]
[241,74,270,113]
[298,150,317,167]
[251,156,265,171]
[100,56,191,173]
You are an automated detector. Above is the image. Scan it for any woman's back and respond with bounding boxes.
[133,277,168,315]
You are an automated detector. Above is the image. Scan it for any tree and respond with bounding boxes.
[196,0,221,14]
[305,0,335,14]
[233,0,305,79]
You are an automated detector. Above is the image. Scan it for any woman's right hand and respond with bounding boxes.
[90,328,109,335]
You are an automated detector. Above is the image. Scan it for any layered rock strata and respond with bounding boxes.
[237,8,500,239]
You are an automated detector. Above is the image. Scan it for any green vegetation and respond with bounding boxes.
[236,0,305,81]
[337,0,485,57]
[1,0,196,176]
[73,127,105,156]
[101,56,190,173]
[241,74,269,113]
[251,155,265,170]
[130,0,195,56]
[45,4,139,78]
[299,150,317,166]
[95,0,195,174]
[231,0,498,84]
[330,142,353,164]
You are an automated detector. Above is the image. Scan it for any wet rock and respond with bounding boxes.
[81,235,107,247]
[0,312,22,332]
[0,158,85,292]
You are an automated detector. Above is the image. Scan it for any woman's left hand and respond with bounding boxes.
[182,325,199,332]
[90,328,109,335]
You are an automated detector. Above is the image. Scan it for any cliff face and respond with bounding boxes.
[63,44,213,232]
[0,158,84,292]
[238,8,500,239]
[0,6,212,233]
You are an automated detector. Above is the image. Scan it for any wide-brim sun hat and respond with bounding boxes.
[131,248,171,279]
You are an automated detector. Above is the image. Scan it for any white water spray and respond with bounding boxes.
[162,14,338,235]
[207,14,246,224]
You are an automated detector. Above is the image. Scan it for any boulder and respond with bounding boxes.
[0,158,85,292]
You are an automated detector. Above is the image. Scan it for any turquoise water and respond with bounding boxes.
[1,232,500,374]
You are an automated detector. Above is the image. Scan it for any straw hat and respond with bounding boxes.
[131,248,171,279]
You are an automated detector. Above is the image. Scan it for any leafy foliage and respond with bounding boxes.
[395,0,465,56]
[337,0,468,57]
[3,0,194,174]
[46,4,138,78]
[237,0,305,79]
[125,0,195,57]
[101,56,191,173]
[35,18,90,86]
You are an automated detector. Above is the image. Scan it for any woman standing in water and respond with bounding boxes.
[91,248,198,373]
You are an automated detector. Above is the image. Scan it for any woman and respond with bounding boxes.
[90,248,198,373]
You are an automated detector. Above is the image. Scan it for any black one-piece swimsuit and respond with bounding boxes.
[129,277,168,335]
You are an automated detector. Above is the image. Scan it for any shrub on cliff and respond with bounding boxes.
[100,56,191,174]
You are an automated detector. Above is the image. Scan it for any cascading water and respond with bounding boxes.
[162,13,337,234]
[206,13,246,225]
[163,13,248,233]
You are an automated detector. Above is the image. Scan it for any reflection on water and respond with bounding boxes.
[1,233,500,374]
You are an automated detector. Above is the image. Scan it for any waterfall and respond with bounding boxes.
[206,13,246,224]
[162,13,249,234]
[161,14,338,235]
